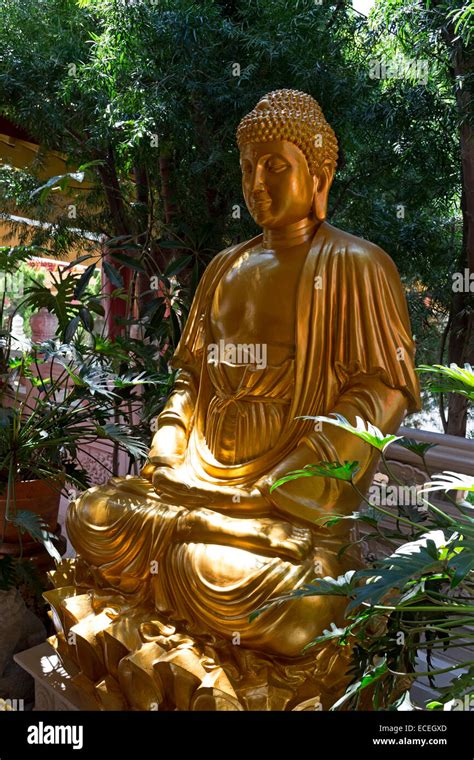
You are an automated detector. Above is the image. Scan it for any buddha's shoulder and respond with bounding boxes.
[320,222,398,275]
[217,234,262,258]
[202,235,262,277]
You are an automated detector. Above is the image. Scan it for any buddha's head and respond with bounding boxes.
[237,89,338,229]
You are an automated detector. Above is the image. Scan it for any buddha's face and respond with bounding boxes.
[240,139,315,229]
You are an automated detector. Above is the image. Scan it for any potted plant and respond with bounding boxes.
[0,338,160,577]
[0,247,169,707]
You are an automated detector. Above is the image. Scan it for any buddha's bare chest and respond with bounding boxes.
[210,248,305,348]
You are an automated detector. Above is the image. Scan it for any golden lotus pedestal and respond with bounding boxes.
[43,559,353,712]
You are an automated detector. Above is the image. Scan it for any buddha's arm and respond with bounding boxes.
[158,368,198,429]
[144,246,226,478]
[255,376,409,525]
[142,368,198,476]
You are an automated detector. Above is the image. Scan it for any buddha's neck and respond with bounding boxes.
[262,217,320,250]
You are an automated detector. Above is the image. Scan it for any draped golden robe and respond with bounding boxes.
[65,221,420,669]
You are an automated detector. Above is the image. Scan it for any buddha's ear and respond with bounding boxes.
[312,160,335,222]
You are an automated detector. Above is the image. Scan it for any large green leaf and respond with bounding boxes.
[97,423,149,459]
[347,531,454,612]
[9,510,61,562]
[73,263,97,299]
[102,261,124,288]
[447,541,474,587]
[300,414,402,452]
[164,254,193,276]
[109,252,146,274]
[397,437,438,458]
[270,460,360,492]
[10,510,47,542]
[330,659,389,711]
[249,572,358,622]
[417,364,474,402]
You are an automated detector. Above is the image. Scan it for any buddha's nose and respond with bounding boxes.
[251,165,268,196]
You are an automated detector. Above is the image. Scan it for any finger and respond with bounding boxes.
[140,463,155,479]
[154,480,210,505]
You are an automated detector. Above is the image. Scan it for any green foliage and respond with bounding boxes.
[261,364,474,709]
[0,351,147,489]
[0,555,15,590]
[418,363,474,402]
[450,1,474,44]
[397,437,438,458]
[0,260,167,594]
[0,0,466,385]
[9,510,62,563]
[271,460,360,491]
[0,553,50,598]
[302,413,403,452]
[250,571,358,623]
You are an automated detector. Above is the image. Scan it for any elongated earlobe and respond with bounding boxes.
[312,184,327,222]
[312,162,335,222]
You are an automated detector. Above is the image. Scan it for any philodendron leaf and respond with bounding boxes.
[417,363,474,402]
[330,659,389,711]
[305,571,358,594]
[302,621,349,651]
[419,472,474,496]
[270,460,360,492]
[316,510,378,529]
[431,666,474,705]
[300,413,402,452]
[397,437,438,458]
[249,572,358,623]
[447,543,474,587]
[347,530,450,612]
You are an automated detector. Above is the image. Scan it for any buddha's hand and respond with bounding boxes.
[141,424,187,480]
[259,519,313,561]
[175,509,313,562]
[152,465,269,511]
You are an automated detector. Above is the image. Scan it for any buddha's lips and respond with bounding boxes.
[252,197,272,210]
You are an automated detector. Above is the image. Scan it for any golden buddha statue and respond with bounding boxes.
[46,90,421,711]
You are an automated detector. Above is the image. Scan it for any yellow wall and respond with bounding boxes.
[0,132,99,264]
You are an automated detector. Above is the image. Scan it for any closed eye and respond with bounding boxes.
[267,159,289,173]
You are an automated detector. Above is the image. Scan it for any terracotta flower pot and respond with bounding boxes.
[0,480,62,568]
